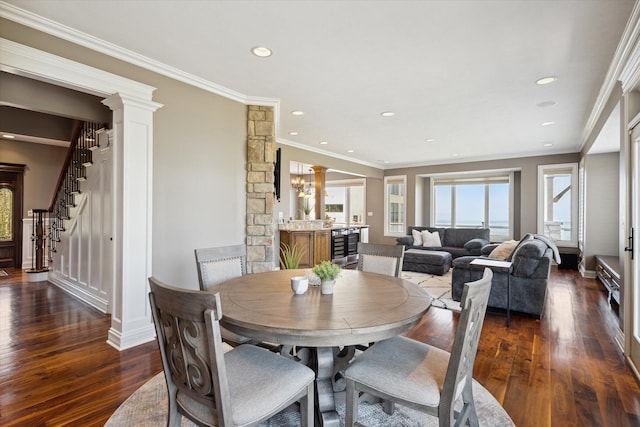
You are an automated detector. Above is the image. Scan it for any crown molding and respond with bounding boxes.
[580,1,640,150]
[0,1,280,109]
[385,148,579,171]
[0,38,160,103]
[276,137,383,170]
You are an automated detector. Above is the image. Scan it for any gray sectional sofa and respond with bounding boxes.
[451,234,559,318]
[396,226,491,259]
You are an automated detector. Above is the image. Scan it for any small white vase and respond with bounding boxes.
[320,279,335,295]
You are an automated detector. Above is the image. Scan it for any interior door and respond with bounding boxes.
[630,129,640,368]
[0,164,25,269]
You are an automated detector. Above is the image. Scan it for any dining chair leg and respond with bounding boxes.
[345,378,358,427]
[461,380,479,427]
[300,383,314,427]
[382,400,395,415]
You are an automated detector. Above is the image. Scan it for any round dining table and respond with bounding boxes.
[217,268,432,427]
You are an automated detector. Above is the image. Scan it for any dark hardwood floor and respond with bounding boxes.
[1,266,639,426]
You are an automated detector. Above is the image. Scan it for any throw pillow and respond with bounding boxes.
[421,230,442,247]
[411,229,423,246]
[488,240,518,260]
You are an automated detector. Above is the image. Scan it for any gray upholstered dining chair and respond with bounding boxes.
[356,242,405,278]
[344,268,493,427]
[194,245,254,346]
[195,245,280,351]
[195,245,247,290]
[148,277,315,427]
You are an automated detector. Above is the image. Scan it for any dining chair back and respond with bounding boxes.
[148,277,315,427]
[356,242,405,277]
[344,268,493,427]
[194,245,256,346]
[195,244,246,290]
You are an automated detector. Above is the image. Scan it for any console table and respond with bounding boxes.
[595,255,621,305]
[470,258,513,326]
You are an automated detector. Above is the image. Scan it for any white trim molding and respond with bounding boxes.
[1,38,162,351]
[581,1,640,148]
[0,38,157,100]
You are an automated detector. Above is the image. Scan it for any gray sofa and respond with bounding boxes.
[451,234,558,318]
[396,226,491,259]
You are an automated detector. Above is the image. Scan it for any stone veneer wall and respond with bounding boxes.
[246,105,276,273]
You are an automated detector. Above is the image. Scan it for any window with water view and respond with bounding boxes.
[432,174,512,241]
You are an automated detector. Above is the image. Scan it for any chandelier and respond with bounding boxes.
[291,174,305,194]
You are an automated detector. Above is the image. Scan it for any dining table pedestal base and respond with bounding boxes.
[314,347,341,427]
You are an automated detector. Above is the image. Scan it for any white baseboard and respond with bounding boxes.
[48,271,108,313]
[107,324,156,351]
[580,267,597,279]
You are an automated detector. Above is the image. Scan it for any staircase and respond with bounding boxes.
[28,121,105,278]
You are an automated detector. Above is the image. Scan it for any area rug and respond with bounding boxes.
[0,270,8,277]
[401,270,461,311]
[105,372,514,426]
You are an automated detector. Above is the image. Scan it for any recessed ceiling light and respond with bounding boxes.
[381,111,395,117]
[543,143,553,147]
[289,131,299,136]
[425,138,436,142]
[291,111,304,116]
[541,121,556,126]
[536,76,557,85]
[2,134,15,139]
[383,160,390,164]
[251,46,272,57]
[537,101,557,108]
[347,149,355,153]
[452,153,458,157]
[319,141,328,145]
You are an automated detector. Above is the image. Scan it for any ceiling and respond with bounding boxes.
[2,0,635,168]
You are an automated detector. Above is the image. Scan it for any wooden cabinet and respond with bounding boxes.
[280,230,331,268]
[314,230,331,265]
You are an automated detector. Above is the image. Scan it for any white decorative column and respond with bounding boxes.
[0,38,162,351]
[103,94,162,350]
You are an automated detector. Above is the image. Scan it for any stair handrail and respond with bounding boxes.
[48,121,83,212]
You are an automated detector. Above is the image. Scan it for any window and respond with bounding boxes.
[325,179,365,225]
[0,187,12,241]
[431,172,513,241]
[538,163,578,247]
[384,175,406,236]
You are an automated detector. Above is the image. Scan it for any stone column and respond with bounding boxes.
[246,105,276,273]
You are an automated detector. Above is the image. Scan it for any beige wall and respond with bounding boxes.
[382,153,581,245]
[276,143,384,235]
[0,139,66,217]
[1,19,247,288]
[582,152,620,271]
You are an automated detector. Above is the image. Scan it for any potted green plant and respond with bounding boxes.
[312,260,341,294]
[303,197,313,219]
[279,243,304,270]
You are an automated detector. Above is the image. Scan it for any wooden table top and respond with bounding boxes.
[217,269,432,347]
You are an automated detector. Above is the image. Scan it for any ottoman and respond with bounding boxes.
[402,249,452,275]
